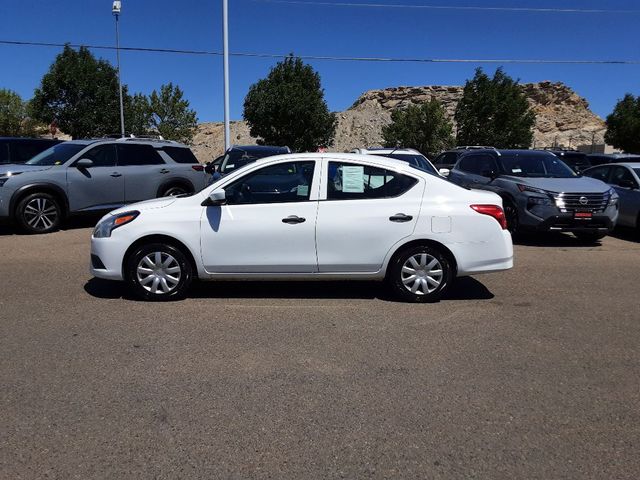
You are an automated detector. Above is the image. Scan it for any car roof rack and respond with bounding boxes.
[454,146,495,150]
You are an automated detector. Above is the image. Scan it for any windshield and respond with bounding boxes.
[382,154,437,174]
[499,153,576,178]
[220,149,284,174]
[26,143,85,166]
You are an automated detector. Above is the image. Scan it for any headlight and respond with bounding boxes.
[608,189,619,206]
[527,196,553,206]
[517,184,550,195]
[93,211,139,238]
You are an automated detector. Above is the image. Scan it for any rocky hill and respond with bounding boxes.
[190,81,606,162]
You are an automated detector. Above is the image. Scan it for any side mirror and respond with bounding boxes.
[76,158,94,169]
[438,168,450,177]
[201,189,226,206]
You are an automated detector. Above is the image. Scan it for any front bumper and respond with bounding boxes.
[531,213,615,233]
[90,236,127,281]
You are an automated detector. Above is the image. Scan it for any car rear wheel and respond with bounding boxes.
[387,245,453,303]
[16,192,62,234]
[125,243,193,301]
[574,231,607,243]
[160,185,190,197]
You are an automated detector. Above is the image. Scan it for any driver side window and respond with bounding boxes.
[79,145,117,167]
[224,161,315,205]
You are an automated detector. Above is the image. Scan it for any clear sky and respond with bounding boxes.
[1,0,638,122]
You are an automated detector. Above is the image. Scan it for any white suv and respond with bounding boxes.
[350,148,439,175]
[90,153,513,302]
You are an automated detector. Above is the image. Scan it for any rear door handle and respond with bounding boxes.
[110,172,122,178]
[389,213,413,223]
[282,215,306,224]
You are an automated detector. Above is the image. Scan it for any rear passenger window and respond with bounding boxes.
[117,144,164,166]
[327,162,418,200]
[163,146,198,164]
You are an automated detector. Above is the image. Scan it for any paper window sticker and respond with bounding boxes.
[342,166,365,193]
[297,184,309,196]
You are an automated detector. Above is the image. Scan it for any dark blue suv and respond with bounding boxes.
[447,149,619,242]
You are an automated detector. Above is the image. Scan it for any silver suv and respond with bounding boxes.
[0,138,207,233]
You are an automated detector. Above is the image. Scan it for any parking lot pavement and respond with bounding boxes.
[1,225,639,479]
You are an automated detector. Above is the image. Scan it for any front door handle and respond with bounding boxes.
[110,172,122,178]
[389,213,413,223]
[160,169,170,174]
[282,215,306,224]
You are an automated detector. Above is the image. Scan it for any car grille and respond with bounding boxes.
[554,192,609,213]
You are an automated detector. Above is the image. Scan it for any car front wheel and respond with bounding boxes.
[125,243,193,301]
[16,192,62,234]
[387,245,453,303]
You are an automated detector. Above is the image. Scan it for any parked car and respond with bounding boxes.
[0,138,207,234]
[205,145,291,181]
[0,137,63,165]
[583,163,640,232]
[350,148,439,175]
[433,147,494,176]
[90,153,513,302]
[545,149,592,173]
[587,153,640,166]
[447,149,619,242]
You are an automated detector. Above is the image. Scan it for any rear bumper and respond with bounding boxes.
[455,230,514,276]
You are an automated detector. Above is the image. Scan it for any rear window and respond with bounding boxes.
[163,146,198,164]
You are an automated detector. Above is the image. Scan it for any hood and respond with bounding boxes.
[0,164,54,176]
[501,175,610,194]
[109,196,178,216]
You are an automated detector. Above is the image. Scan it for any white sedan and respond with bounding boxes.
[90,153,513,302]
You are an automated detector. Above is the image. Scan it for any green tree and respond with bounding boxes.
[455,68,536,149]
[29,45,124,138]
[125,93,152,137]
[243,56,336,152]
[148,83,198,143]
[605,94,640,153]
[382,100,455,157]
[0,89,39,136]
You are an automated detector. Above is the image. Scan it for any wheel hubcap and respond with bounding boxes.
[136,252,182,294]
[24,198,57,230]
[401,253,444,295]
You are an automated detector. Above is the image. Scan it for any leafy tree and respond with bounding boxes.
[455,68,536,149]
[148,83,198,143]
[29,45,123,138]
[0,89,39,136]
[125,93,152,137]
[243,55,336,151]
[382,100,455,157]
[605,94,640,153]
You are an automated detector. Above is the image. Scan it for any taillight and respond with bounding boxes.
[192,164,204,172]
[470,204,508,230]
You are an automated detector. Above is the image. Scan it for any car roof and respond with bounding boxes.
[247,152,418,171]
[229,145,289,152]
[62,138,189,148]
[355,148,422,155]
[459,148,556,157]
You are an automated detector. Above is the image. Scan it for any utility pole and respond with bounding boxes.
[222,0,231,150]
[113,1,125,138]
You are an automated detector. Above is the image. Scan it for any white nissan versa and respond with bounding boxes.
[90,153,513,302]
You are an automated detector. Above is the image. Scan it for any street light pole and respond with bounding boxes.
[222,0,230,150]
[113,1,125,138]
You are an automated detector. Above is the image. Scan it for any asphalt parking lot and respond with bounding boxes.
[1,222,639,479]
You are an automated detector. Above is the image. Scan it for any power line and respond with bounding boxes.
[252,0,640,14]
[1,39,639,65]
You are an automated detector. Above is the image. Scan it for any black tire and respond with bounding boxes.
[15,192,62,234]
[503,199,519,235]
[125,242,193,301]
[387,245,453,303]
[160,184,191,197]
[574,231,607,243]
